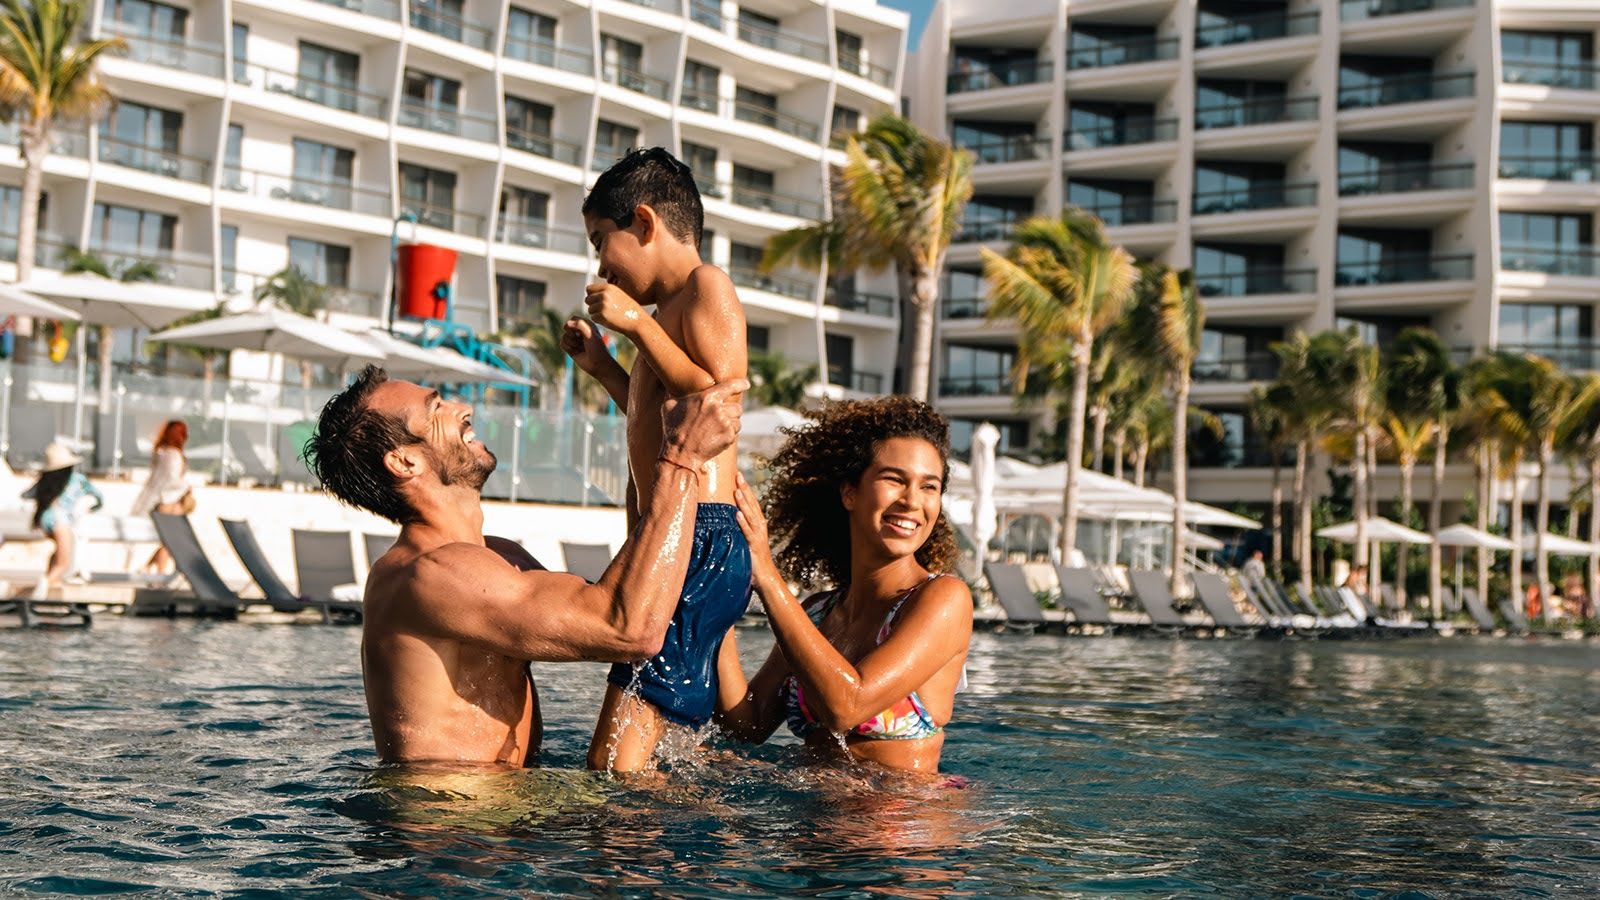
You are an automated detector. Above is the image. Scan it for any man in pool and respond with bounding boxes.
[303,365,745,767]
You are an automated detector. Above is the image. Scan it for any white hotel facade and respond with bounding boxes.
[0,0,907,397]
[907,0,1600,509]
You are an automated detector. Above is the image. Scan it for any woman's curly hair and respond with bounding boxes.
[762,395,959,590]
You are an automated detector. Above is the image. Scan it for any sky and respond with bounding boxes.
[879,0,934,51]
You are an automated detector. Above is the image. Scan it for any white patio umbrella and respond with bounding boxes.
[359,328,541,388]
[1517,531,1600,556]
[20,274,213,328]
[970,422,1000,555]
[1435,523,1516,610]
[741,405,809,457]
[1318,516,1434,545]
[0,283,79,320]
[148,305,383,368]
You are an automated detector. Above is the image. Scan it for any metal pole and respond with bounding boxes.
[509,413,522,503]
[72,324,87,445]
[0,365,12,459]
[111,382,125,479]
[219,387,232,486]
[580,418,593,509]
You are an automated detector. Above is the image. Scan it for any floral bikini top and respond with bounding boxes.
[783,574,966,742]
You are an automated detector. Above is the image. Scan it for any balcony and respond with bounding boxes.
[401,201,486,237]
[1193,180,1316,215]
[1192,353,1279,382]
[1339,161,1473,194]
[502,36,593,76]
[601,66,670,101]
[1498,155,1598,182]
[1335,253,1472,285]
[310,0,400,20]
[729,266,814,301]
[1191,438,1291,469]
[838,53,895,88]
[408,3,493,51]
[1196,96,1318,130]
[1502,59,1598,91]
[961,134,1050,165]
[955,217,1023,244]
[1341,0,1472,20]
[735,18,828,63]
[693,174,722,198]
[237,62,388,119]
[1083,198,1177,227]
[1337,72,1474,109]
[620,0,682,12]
[837,370,885,393]
[732,99,821,143]
[947,59,1050,94]
[230,270,384,317]
[689,0,721,28]
[495,216,586,254]
[397,103,498,143]
[1498,342,1600,371]
[1195,9,1318,48]
[96,136,209,184]
[1064,117,1178,150]
[939,373,1013,397]
[942,294,988,319]
[730,184,822,219]
[1501,244,1599,278]
[94,246,215,290]
[592,145,629,171]
[825,287,896,318]
[505,129,583,166]
[220,167,391,217]
[1065,36,1179,70]
[1197,267,1317,296]
[103,28,223,80]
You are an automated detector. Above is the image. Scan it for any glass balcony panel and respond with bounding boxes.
[825,288,896,318]
[502,37,593,75]
[1066,36,1179,69]
[239,63,388,119]
[1192,352,1280,382]
[1195,96,1318,129]
[1064,117,1179,149]
[601,66,670,100]
[1501,60,1599,91]
[1337,71,1475,108]
[408,4,493,50]
[1335,253,1473,285]
[401,202,485,237]
[104,29,224,79]
[1499,342,1600,370]
[1083,198,1177,227]
[1338,161,1474,194]
[1196,267,1317,296]
[729,266,814,300]
[955,218,1024,243]
[495,216,586,254]
[1497,156,1598,182]
[961,134,1049,164]
[1340,0,1473,20]
[397,102,497,142]
[1195,9,1319,48]
[732,100,820,142]
[1192,181,1317,214]
[946,59,1050,93]
[505,129,583,165]
[96,136,210,183]
[729,185,822,219]
[735,19,828,62]
[689,0,722,29]
[223,167,391,217]
[310,0,400,20]
[1500,244,1599,277]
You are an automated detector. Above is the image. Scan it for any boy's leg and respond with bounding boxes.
[588,683,667,773]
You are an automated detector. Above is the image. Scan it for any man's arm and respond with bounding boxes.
[588,267,745,398]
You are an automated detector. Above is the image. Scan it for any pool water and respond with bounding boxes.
[2,622,1598,896]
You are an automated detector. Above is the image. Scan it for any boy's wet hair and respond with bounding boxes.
[582,147,703,249]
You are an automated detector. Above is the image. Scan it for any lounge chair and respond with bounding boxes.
[221,519,361,623]
[291,529,360,606]
[144,512,242,619]
[560,542,612,582]
[1498,597,1539,634]
[1189,572,1257,630]
[1053,565,1118,628]
[1125,570,1190,630]
[983,561,1046,632]
[363,532,395,569]
[1459,586,1499,631]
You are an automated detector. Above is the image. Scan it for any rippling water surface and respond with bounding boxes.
[2,622,1598,896]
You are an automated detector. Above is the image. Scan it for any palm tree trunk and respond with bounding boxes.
[1476,440,1492,610]
[1091,406,1107,472]
[1367,435,1379,521]
[1396,456,1414,610]
[1510,451,1525,613]
[1353,428,1369,568]
[1589,452,1600,610]
[1295,438,1311,594]
[1059,336,1092,563]
[1429,422,1448,619]
[1270,449,1283,579]
[1168,371,1190,595]
[1112,429,1126,481]
[96,325,115,412]
[1133,439,1148,488]
[1536,440,1553,621]
[16,128,48,285]
[905,265,938,402]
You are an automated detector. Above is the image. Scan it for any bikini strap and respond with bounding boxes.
[878,573,943,643]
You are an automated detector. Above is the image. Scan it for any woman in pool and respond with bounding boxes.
[715,396,973,774]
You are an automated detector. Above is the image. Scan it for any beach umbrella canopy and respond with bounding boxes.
[147,305,383,367]
[1517,531,1600,556]
[0,283,79,320]
[1318,516,1433,545]
[741,405,809,456]
[970,422,1000,549]
[359,328,541,388]
[20,274,213,328]
[1434,524,1516,551]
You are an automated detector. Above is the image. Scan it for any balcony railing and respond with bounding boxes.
[1066,36,1179,69]
[1340,0,1473,20]
[494,216,587,254]
[1195,95,1318,129]
[732,99,821,142]
[1498,155,1598,182]
[838,53,895,88]
[236,62,388,119]
[736,18,828,63]
[1083,198,1177,227]
[311,0,400,20]
[1335,253,1473,285]
[947,59,1050,94]
[825,287,896,318]
[397,102,498,143]
[1195,9,1319,48]
[1339,161,1473,194]
[505,129,583,165]
[592,144,629,171]
[729,266,814,300]
[692,174,722,198]
[601,66,670,101]
[730,184,822,219]
[689,0,722,29]
[0,121,90,158]
[401,201,486,237]
[939,373,1013,397]
[1501,244,1599,277]
[1502,59,1599,91]
[620,0,682,13]
[1192,353,1279,382]
[955,217,1026,243]
[228,269,383,317]
[96,136,209,183]
[837,370,885,393]
[219,166,391,217]
[502,36,593,75]
[1193,180,1317,214]
[1064,117,1178,150]
[1191,438,1292,469]
[942,294,988,319]
[408,2,493,50]
[1338,71,1475,109]
[961,134,1049,164]
[1197,266,1317,296]
[102,27,223,79]
[93,245,216,290]
[1498,342,1600,371]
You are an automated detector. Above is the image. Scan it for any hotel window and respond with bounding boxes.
[287,237,350,287]
[682,60,719,111]
[506,7,555,47]
[232,23,248,83]
[298,42,360,111]
[738,8,781,48]
[223,124,243,189]
[595,120,639,158]
[403,69,461,113]
[1500,211,1592,250]
[836,29,863,71]
[220,224,237,292]
[747,323,769,352]
[600,34,643,81]
[825,333,855,386]
[682,141,718,195]
[1499,303,1593,348]
[399,163,457,229]
[831,104,860,137]
[292,139,355,208]
[102,0,186,39]
[91,203,175,256]
[100,100,181,156]
[496,274,546,322]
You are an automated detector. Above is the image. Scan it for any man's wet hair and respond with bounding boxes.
[582,147,703,248]
[303,365,425,524]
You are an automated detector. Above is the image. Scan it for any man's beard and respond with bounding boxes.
[429,441,496,491]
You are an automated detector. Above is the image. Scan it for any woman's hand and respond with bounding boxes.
[733,472,779,582]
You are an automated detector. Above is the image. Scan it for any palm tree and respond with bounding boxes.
[1269,331,1344,593]
[1381,412,1433,609]
[1322,330,1382,595]
[253,266,330,390]
[748,350,818,409]
[1563,373,1600,606]
[496,305,571,410]
[1383,328,1461,617]
[1249,382,1294,577]
[0,0,123,284]
[762,114,973,400]
[157,302,227,412]
[1123,265,1203,592]
[981,209,1137,561]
